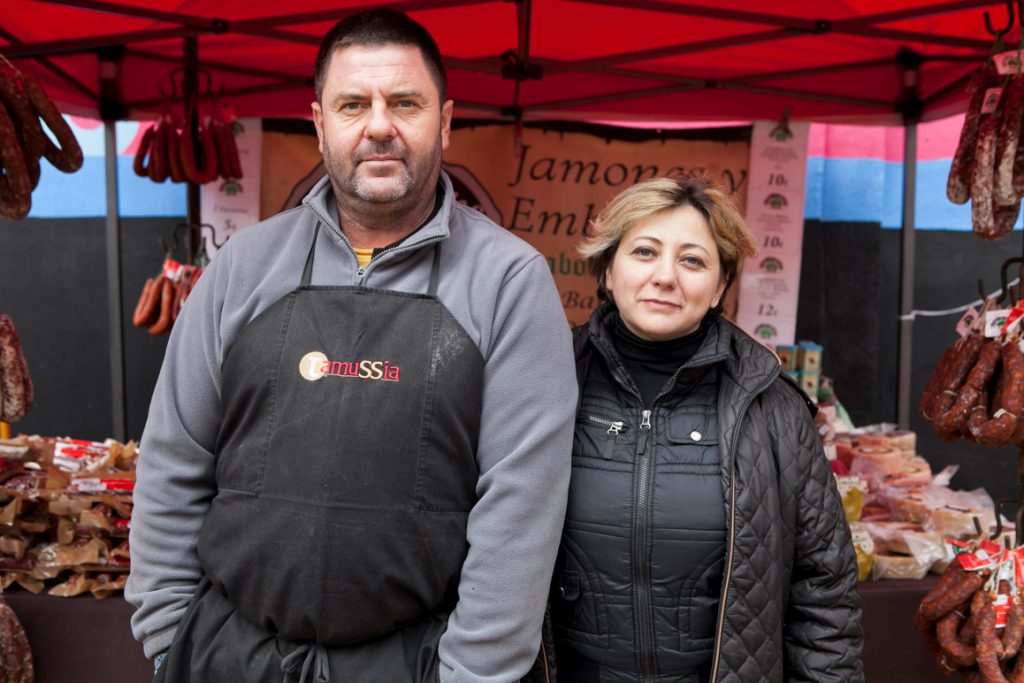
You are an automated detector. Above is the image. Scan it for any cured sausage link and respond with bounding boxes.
[0,101,32,220]
[935,338,999,435]
[977,592,1011,683]
[922,346,959,421]
[920,567,985,622]
[972,341,1024,445]
[950,65,995,204]
[938,608,977,667]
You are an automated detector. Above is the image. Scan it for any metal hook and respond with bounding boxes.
[1000,256,1024,303]
[198,223,226,250]
[159,223,194,259]
[984,0,1016,36]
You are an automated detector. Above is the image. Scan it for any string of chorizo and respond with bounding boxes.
[934,337,999,436]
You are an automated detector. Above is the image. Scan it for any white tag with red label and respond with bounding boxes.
[996,592,1012,628]
[68,477,135,493]
[53,439,109,473]
[986,309,1012,337]
[162,258,185,282]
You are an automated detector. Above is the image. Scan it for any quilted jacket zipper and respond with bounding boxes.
[594,341,726,681]
[635,408,655,681]
[709,370,779,683]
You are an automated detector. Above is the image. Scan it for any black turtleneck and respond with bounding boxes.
[612,313,709,407]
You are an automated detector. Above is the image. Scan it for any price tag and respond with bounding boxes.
[956,306,980,338]
[994,50,1024,76]
[985,309,1012,337]
[982,87,1005,114]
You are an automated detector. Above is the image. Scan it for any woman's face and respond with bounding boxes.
[605,205,726,341]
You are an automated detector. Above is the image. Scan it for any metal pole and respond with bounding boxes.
[897,121,917,429]
[100,46,126,441]
[184,36,201,258]
[897,48,922,429]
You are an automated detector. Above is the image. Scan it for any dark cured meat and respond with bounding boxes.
[147,278,174,336]
[971,341,1024,445]
[935,338,1000,435]
[19,70,82,173]
[938,608,977,667]
[922,346,960,421]
[998,76,1024,205]
[180,115,218,185]
[132,277,159,328]
[950,65,995,204]
[994,200,1023,240]
[132,126,154,178]
[0,314,33,423]
[1002,601,1024,660]
[0,64,44,191]
[920,563,983,622]
[0,598,33,683]
[148,117,169,183]
[167,118,185,184]
[973,110,1003,240]
[0,101,31,220]
[977,592,1010,683]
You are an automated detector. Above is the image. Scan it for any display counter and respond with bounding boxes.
[4,577,948,682]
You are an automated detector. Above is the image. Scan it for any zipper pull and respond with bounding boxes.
[603,421,624,460]
[640,410,651,430]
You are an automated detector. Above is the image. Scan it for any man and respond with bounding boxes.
[125,9,576,682]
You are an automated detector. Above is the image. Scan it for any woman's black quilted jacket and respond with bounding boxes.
[535,307,864,683]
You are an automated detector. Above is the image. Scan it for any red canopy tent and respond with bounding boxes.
[0,0,1016,123]
[0,0,1019,436]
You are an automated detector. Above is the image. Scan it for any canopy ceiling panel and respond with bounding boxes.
[0,0,1019,123]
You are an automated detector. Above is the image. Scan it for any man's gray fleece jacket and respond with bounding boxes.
[125,172,577,683]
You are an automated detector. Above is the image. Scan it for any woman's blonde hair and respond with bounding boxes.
[579,173,758,314]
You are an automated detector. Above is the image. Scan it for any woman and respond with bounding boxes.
[551,175,863,682]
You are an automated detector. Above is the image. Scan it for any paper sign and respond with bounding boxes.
[735,120,810,345]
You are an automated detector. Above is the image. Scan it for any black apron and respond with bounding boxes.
[156,225,483,682]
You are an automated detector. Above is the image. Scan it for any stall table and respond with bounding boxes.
[3,576,951,682]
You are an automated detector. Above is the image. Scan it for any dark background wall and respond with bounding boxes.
[2,213,1023,503]
[797,221,1024,504]
[0,216,180,442]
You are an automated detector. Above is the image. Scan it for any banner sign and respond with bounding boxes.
[201,117,262,258]
[734,120,810,345]
[263,122,750,327]
[444,125,750,326]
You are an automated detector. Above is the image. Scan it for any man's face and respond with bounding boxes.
[311,44,453,208]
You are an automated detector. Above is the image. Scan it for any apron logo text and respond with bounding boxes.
[299,351,401,383]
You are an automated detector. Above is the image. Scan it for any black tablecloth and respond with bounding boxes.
[2,577,955,682]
